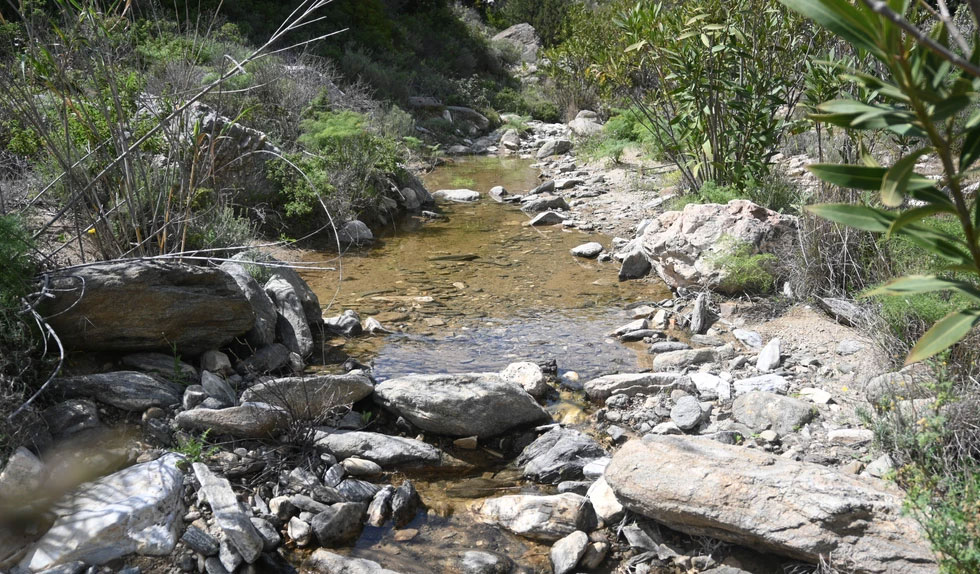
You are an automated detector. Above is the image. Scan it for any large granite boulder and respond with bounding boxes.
[491,23,541,63]
[42,261,254,355]
[374,373,551,438]
[604,436,937,574]
[624,200,797,293]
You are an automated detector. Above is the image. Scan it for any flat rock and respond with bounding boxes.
[651,348,718,372]
[536,139,572,159]
[433,189,481,202]
[49,372,181,411]
[584,372,681,401]
[120,352,199,383]
[571,242,603,258]
[605,436,936,573]
[304,550,402,574]
[236,343,291,375]
[732,391,815,435]
[690,372,731,401]
[175,402,286,438]
[816,297,867,327]
[516,427,606,484]
[733,374,789,396]
[240,374,374,420]
[313,430,456,468]
[20,453,185,571]
[473,493,596,542]
[732,329,763,349]
[41,261,254,354]
[374,373,551,438]
[193,462,263,563]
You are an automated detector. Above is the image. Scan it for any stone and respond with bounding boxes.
[529,211,568,226]
[201,371,237,408]
[41,399,100,439]
[218,537,243,572]
[799,387,833,404]
[529,179,557,195]
[366,486,395,527]
[571,242,603,258]
[733,374,789,396]
[291,494,331,514]
[828,428,874,446]
[250,517,281,551]
[460,551,513,574]
[522,194,569,213]
[865,366,935,406]
[49,372,181,412]
[20,454,185,571]
[391,480,422,528]
[649,341,690,353]
[42,261,254,354]
[176,403,286,439]
[618,247,651,281]
[363,317,391,334]
[838,339,865,356]
[313,430,452,467]
[240,373,374,420]
[0,447,44,507]
[689,293,711,335]
[489,185,511,201]
[516,427,606,484]
[582,458,610,480]
[500,361,550,399]
[341,457,382,477]
[288,517,312,546]
[605,436,936,574]
[236,343,291,375]
[756,338,782,372]
[568,113,603,137]
[311,502,367,547]
[492,22,541,63]
[219,263,278,348]
[474,493,597,542]
[200,351,233,376]
[337,220,374,246]
[816,297,868,327]
[732,329,763,349]
[609,318,649,337]
[632,200,798,293]
[584,372,681,401]
[193,462,264,563]
[536,139,572,159]
[580,542,609,569]
[182,385,208,410]
[652,348,718,372]
[337,478,380,502]
[866,454,895,478]
[433,189,480,202]
[690,372,731,401]
[265,276,313,357]
[670,396,703,431]
[732,392,815,435]
[374,373,551,438]
[305,550,403,574]
[586,477,624,525]
[324,309,364,337]
[121,352,199,383]
[550,530,589,574]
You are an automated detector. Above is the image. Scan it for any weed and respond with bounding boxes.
[707,235,778,294]
[174,429,219,463]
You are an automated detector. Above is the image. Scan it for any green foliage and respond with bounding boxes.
[707,236,778,293]
[697,181,741,205]
[784,0,980,364]
[0,216,36,307]
[174,429,219,462]
[488,0,573,47]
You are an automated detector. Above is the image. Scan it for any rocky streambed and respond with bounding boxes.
[0,123,943,574]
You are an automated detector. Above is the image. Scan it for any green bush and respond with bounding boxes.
[708,235,778,293]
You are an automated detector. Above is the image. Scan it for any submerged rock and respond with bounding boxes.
[516,427,606,484]
[473,493,597,542]
[433,189,481,202]
[305,550,403,574]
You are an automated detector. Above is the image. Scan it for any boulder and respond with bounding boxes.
[669,395,703,431]
[605,436,936,574]
[529,211,568,226]
[536,139,572,159]
[460,551,513,574]
[568,110,602,137]
[323,309,364,337]
[313,430,454,468]
[816,297,868,327]
[433,189,481,203]
[492,23,541,63]
[200,371,237,408]
[311,503,367,547]
[732,391,815,435]
[175,402,286,438]
[41,399,101,439]
[374,373,551,438]
[474,493,596,542]
[236,343,291,375]
[219,262,278,348]
[41,261,254,355]
[584,372,681,401]
[305,550,403,574]
[690,372,731,401]
[120,352,199,383]
[265,276,313,357]
[733,374,789,396]
[516,427,606,484]
[651,348,719,372]
[529,180,556,195]
[20,454,185,571]
[500,130,521,151]
[337,220,374,246]
[618,246,652,281]
[49,372,181,411]
[240,373,374,420]
[266,266,322,325]
[500,361,550,400]
[631,200,797,293]
[193,462,264,563]
[447,106,491,131]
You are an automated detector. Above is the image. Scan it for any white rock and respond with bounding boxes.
[828,428,874,446]
[837,340,865,356]
[799,387,833,404]
[550,530,589,574]
[193,462,264,563]
[733,374,790,396]
[586,477,624,525]
[756,338,782,372]
[500,361,550,399]
[690,372,731,401]
[732,329,763,349]
[433,189,480,203]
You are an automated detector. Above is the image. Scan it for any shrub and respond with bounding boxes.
[708,235,778,294]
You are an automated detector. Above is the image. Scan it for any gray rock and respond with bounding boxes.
[500,361,550,400]
[200,350,233,376]
[649,341,690,353]
[828,428,874,446]
[250,517,281,551]
[324,464,347,487]
[670,395,703,431]
[311,502,367,547]
[49,372,181,411]
[201,371,237,408]
[689,293,710,335]
[193,462,264,563]
[500,129,521,151]
[391,480,422,528]
[568,112,603,137]
[366,485,395,527]
[19,454,185,571]
[313,430,453,467]
[689,372,731,401]
[219,262,278,347]
[218,537,243,572]
[324,309,364,337]
[488,185,511,201]
[618,247,651,281]
[291,494,330,515]
[571,242,603,258]
[374,373,551,438]
[337,220,374,246]
[536,139,572,159]
[433,189,481,202]
[175,403,286,438]
[529,211,568,226]
[529,179,556,195]
[337,478,380,502]
[0,447,44,506]
[341,457,383,477]
[732,392,815,435]
[516,427,606,484]
[492,22,541,63]
[609,318,648,337]
[236,343,291,375]
[582,457,610,480]
[42,399,100,439]
[586,477,624,525]
[606,436,936,574]
[181,525,219,556]
[288,517,312,547]
[557,481,591,495]
[732,329,763,349]
[183,385,208,410]
[305,550,402,574]
[550,531,588,574]
[121,352,199,383]
[475,493,596,542]
[580,542,609,570]
[756,338,781,372]
[866,454,895,478]
[838,339,865,356]
[816,297,868,327]
[652,348,718,372]
[522,194,569,213]
[265,276,313,357]
[584,372,680,401]
[865,366,935,406]
[264,265,321,325]
[240,373,374,420]
[733,374,789,396]
[42,261,254,355]
[460,551,513,574]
